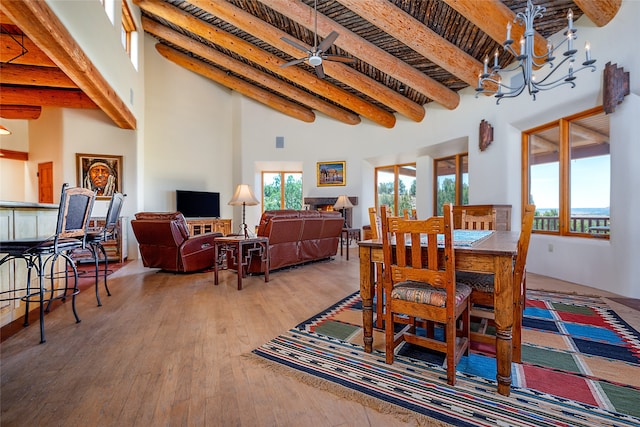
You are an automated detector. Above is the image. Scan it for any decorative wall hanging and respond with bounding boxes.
[479,120,494,151]
[603,62,630,114]
[317,161,346,186]
[76,153,122,198]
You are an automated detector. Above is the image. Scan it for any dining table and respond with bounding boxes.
[358,230,520,396]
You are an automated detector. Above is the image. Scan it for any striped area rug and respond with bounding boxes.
[253,290,640,427]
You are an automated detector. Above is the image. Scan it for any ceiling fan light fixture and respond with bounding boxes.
[308,55,322,66]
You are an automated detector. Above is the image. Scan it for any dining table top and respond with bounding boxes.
[358,229,520,255]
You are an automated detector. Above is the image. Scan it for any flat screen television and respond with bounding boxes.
[176,190,220,218]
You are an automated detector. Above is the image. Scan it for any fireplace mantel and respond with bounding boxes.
[304,196,358,228]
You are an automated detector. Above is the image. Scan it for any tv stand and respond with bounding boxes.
[186,218,231,236]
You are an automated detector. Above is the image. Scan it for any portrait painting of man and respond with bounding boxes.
[76,153,122,198]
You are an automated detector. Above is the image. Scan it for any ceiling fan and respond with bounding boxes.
[280,0,355,78]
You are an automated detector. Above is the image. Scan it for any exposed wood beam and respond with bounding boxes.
[573,0,621,27]
[267,0,458,110]
[191,0,418,123]
[337,0,483,89]
[135,0,396,127]
[0,105,42,119]
[0,1,136,129]
[0,63,77,88]
[0,86,98,109]
[441,0,548,60]
[156,44,315,124]
[0,149,29,161]
[143,17,359,126]
[0,33,57,67]
[571,123,608,144]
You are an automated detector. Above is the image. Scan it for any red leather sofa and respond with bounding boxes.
[246,210,344,273]
[131,212,222,273]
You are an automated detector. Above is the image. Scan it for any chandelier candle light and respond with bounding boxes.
[476,0,596,103]
[228,184,260,239]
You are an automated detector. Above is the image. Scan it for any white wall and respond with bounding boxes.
[142,34,235,220]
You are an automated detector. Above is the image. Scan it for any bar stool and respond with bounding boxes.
[0,184,95,343]
[82,192,125,306]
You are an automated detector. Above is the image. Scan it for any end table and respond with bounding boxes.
[213,236,269,290]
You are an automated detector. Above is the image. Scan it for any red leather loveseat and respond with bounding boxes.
[246,210,344,273]
[131,212,222,273]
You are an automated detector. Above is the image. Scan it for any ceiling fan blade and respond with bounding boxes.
[281,36,311,54]
[317,31,339,54]
[280,57,307,68]
[314,64,325,79]
[323,55,356,64]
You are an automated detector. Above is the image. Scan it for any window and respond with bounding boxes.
[433,154,468,215]
[375,164,416,216]
[523,107,610,238]
[121,0,136,57]
[262,172,303,211]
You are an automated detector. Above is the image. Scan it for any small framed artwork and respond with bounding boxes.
[76,153,122,199]
[317,161,346,187]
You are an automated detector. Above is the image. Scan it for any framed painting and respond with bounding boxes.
[317,161,346,187]
[76,153,122,199]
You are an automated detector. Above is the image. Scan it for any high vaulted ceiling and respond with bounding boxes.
[0,1,621,129]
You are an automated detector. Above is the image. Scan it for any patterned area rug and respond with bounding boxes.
[252,290,640,427]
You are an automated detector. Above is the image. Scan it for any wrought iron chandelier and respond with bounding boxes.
[476,0,596,103]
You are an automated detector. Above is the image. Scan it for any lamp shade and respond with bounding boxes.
[333,195,353,210]
[228,184,259,206]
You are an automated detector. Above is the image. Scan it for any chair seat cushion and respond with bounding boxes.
[391,280,472,307]
[455,271,495,292]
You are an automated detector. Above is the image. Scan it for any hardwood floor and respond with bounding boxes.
[1,246,638,426]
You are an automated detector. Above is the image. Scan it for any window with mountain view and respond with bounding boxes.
[523,107,610,238]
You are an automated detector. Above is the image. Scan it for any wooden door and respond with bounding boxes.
[38,161,53,203]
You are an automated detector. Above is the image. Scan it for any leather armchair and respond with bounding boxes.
[131,212,221,272]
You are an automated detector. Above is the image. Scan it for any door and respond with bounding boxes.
[38,162,53,204]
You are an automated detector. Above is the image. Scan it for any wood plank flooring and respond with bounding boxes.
[1,247,638,426]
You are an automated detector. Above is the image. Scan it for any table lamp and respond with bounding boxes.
[333,195,353,228]
[228,184,259,238]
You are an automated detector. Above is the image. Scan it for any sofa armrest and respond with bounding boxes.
[180,232,222,252]
[178,232,222,272]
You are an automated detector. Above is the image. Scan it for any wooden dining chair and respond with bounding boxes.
[456,204,535,362]
[381,203,471,386]
[402,208,417,219]
[461,208,496,230]
[368,206,389,328]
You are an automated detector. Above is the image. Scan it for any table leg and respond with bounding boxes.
[214,243,220,286]
[493,255,514,396]
[236,243,243,291]
[263,242,269,283]
[360,245,374,353]
[346,232,350,261]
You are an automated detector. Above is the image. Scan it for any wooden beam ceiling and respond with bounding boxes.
[441,0,549,60]
[573,0,621,27]
[136,0,399,127]
[1,1,623,129]
[0,1,136,129]
[190,0,424,123]
[143,17,360,125]
[336,0,484,89]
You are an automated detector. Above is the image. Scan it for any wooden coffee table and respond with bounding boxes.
[213,236,269,290]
